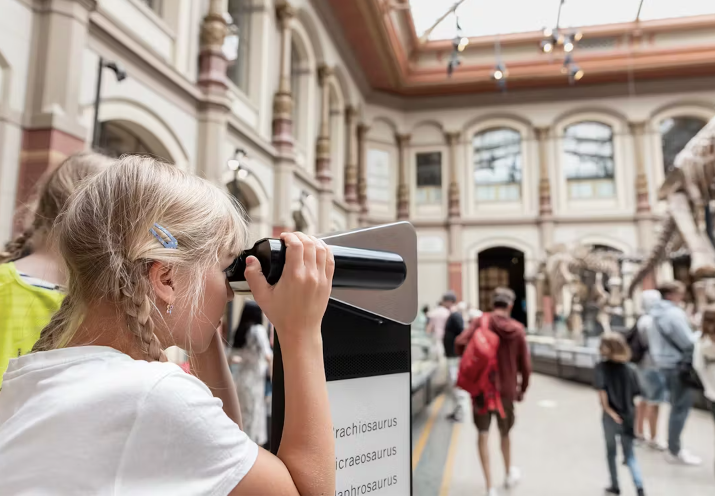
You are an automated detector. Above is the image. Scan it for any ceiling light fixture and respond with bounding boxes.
[458,36,469,52]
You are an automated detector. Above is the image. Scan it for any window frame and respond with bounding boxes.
[561,120,616,201]
[472,127,523,203]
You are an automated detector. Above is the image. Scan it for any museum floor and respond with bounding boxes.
[412,374,715,496]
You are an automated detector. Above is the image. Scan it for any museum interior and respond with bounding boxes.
[1,0,715,494]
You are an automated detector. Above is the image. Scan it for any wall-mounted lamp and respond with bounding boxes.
[92,57,128,149]
[226,148,251,209]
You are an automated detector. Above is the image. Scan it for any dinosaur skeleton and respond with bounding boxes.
[629,117,715,303]
[536,244,623,335]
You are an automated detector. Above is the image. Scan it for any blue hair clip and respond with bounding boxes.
[149,223,178,249]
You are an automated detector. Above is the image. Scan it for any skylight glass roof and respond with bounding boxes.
[409,0,715,41]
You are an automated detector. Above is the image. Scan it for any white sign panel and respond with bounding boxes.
[327,373,411,496]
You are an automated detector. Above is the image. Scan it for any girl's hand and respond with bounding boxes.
[244,233,335,345]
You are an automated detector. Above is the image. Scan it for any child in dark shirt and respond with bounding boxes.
[595,333,645,496]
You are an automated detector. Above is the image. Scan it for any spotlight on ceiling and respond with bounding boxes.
[574,31,583,42]
[491,62,507,82]
[564,36,574,53]
[541,40,554,53]
[543,27,553,37]
[569,64,584,82]
[458,36,469,52]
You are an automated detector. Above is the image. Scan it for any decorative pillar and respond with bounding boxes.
[272,1,296,236]
[535,126,555,326]
[396,133,411,220]
[445,131,463,300]
[272,1,295,153]
[316,64,333,233]
[535,126,554,250]
[344,106,359,229]
[15,0,97,232]
[630,121,656,289]
[196,0,231,185]
[357,123,369,226]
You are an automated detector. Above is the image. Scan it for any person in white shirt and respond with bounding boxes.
[694,306,715,456]
[427,291,458,352]
[0,157,336,495]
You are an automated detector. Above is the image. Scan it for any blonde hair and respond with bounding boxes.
[32,156,248,361]
[599,332,631,363]
[1,152,114,263]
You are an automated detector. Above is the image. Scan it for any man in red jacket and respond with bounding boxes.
[471,288,531,495]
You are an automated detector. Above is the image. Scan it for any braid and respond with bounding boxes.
[0,227,35,263]
[120,266,164,362]
[32,292,80,352]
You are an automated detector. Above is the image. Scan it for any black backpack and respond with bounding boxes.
[625,323,648,364]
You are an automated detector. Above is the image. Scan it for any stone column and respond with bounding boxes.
[445,131,463,300]
[357,123,370,226]
[196,0,231,185]
[272,1,296,235]
[16,0,97,230]
[630,121,656,289]
[344,106,359,229]
[316,64,333,233]
[396,133,411,220]
[272,1,295,153]
[535,126,555,327]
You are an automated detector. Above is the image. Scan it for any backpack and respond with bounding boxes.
[455,314,504,416]
[625,322,647,364]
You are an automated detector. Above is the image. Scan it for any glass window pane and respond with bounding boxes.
[226,0,252,92]
[660,117,707,174]
[473,128,522,202]
[563,121,614,180]
[367,149,391,203]
[416,152,442,187]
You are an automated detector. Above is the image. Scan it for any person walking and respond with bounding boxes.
[228,300,273,447]
[427,291,457,356]
[443,302,465,421]
[633,290,668,450]
[647,281,701,465]
[596,333,646,496]
[456,288,531,495]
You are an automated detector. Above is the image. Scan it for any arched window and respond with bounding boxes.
[563,121,615,199]
[473,128,521,202]
[225,0,252,93]
[660,116,707,174]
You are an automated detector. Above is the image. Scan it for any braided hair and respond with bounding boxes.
[1,152,114,263]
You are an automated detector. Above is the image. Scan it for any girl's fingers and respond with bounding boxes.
[295,232,316,271]
[281,232,304,273]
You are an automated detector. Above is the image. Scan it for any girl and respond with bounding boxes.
[595,333,645,496]
[694,305,715,471]
[0,156,336,495]
[0,151,112,386]
[229,300,273,446]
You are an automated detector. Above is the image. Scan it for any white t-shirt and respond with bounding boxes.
[427,306,451,340]
[0,346,258,495]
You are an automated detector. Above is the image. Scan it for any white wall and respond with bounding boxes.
[0,0,33,242]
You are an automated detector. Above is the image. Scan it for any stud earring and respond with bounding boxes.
[166,303,174,315]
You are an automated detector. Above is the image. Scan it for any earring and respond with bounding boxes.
[166,303,174,315]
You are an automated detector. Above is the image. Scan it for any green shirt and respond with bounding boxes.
[0,262,64,387]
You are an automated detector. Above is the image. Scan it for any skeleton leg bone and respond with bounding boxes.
[669,192,715,278]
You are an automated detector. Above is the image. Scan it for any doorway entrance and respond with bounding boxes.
[478,247,526,326]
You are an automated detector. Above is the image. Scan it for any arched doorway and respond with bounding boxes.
[478,247,526,325]
[97,120,174,164]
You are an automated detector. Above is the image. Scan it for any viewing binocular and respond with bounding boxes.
[226,238,407,293]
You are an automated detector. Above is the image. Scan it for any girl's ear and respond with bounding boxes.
[149,261,175,305]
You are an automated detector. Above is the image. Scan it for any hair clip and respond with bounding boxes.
[150,223,178,249]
